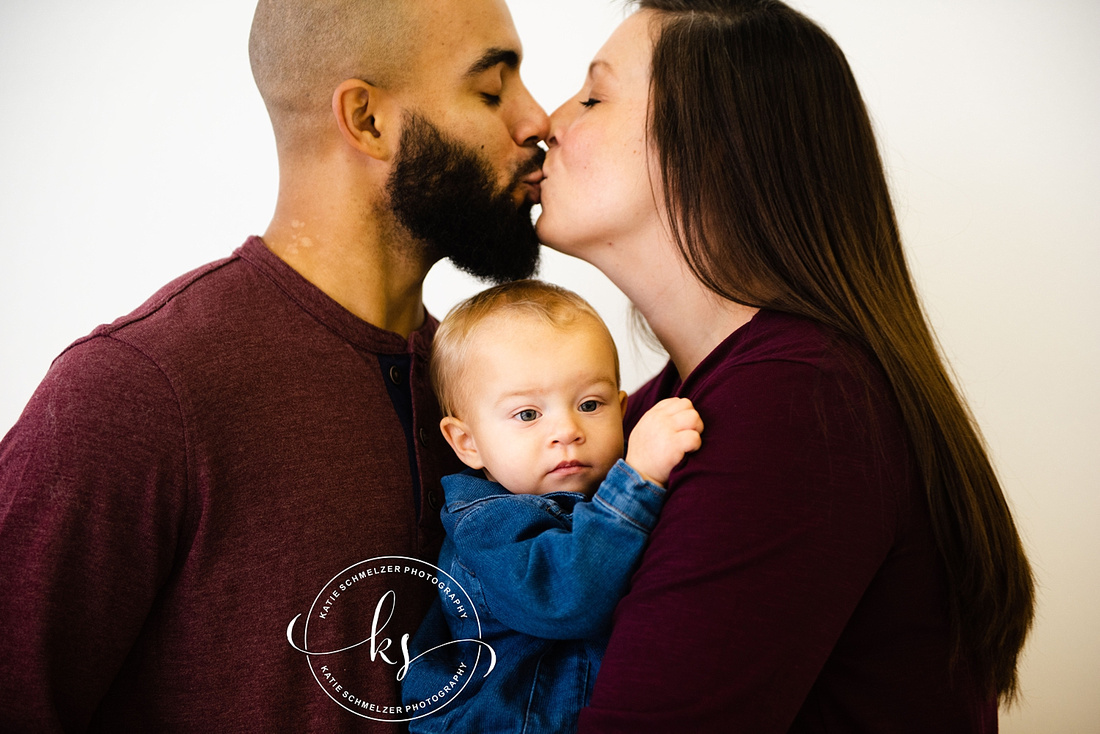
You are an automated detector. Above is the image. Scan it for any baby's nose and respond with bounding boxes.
[551,416,584,445]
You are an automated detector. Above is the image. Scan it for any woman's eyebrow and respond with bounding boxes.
[465,48,520,78]
[588,59,615,78]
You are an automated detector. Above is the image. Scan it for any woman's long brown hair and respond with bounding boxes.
[636,0,1034,704]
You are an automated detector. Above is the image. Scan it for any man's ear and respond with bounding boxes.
[332,79,396,161]
[439,416,485,471]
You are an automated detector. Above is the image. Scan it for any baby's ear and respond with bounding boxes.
[618,390,628,415]
[439,416,485,470]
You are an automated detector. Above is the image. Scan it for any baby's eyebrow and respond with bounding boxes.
[490,377,619,406]
[493,388,544,404]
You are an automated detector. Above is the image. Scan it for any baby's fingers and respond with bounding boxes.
[652,398,703,425]
[674,426,704,454]
[651,396,694,414]
[673,407,704,436]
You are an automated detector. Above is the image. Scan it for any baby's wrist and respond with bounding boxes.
[623,454,670,488]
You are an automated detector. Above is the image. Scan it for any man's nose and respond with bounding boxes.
[512,81,550,146]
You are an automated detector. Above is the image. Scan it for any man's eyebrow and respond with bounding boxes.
[465,48,520,78]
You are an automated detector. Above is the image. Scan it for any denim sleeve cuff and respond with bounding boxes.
[591,459,668,532]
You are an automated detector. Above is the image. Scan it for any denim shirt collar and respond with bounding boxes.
[441,469,586,514]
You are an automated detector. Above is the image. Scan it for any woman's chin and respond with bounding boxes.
[535,210,602,262]
[534,215,566,253]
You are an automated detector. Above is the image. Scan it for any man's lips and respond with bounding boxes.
[513,148,547,206]
[520,171,544,205]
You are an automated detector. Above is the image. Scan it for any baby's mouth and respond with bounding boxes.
[550,460,587,475]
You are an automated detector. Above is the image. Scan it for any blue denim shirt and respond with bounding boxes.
[402,459,667,733]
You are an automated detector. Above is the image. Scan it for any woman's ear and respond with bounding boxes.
[439,416,485,471]
[332,79,396,161]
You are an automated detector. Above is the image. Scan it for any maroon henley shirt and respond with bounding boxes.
[0,237,461,732]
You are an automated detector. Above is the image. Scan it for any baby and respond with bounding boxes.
[401,280,702,733]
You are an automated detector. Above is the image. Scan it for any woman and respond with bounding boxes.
[536,1,1035,731]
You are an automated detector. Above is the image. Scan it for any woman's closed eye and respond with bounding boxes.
[580,98,600,108]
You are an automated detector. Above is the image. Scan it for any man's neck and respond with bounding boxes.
[263,197,430,339]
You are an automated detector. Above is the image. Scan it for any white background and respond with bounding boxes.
[1,2,1097,730]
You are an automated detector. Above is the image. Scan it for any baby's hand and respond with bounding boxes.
[624,397,703,488]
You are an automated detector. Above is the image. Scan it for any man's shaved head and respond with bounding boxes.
[250,0,547,289]
[249,0,416,150]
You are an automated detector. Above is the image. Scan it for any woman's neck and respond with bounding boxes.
[586,229,759,381]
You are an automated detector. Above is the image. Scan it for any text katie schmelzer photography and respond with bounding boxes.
[286,556,496,722]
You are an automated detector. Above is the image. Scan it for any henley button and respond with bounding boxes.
[427,490,442,511]
[388,365,401,385]
[418,427,429,447]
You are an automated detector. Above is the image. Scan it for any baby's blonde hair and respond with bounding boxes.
[431,280,620,417]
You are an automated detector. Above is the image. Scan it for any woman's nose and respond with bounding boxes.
[546,97,576,149]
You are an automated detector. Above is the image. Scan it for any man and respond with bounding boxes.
[0,0,548,730]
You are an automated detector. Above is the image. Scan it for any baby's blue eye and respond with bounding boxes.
[516,409,539,422]
[578,400,600,413]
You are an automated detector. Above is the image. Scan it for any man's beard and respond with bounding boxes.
[387,113,543,284]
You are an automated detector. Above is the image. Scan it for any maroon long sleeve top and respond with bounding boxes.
[0,237,460,732]
[578,310,996,733]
